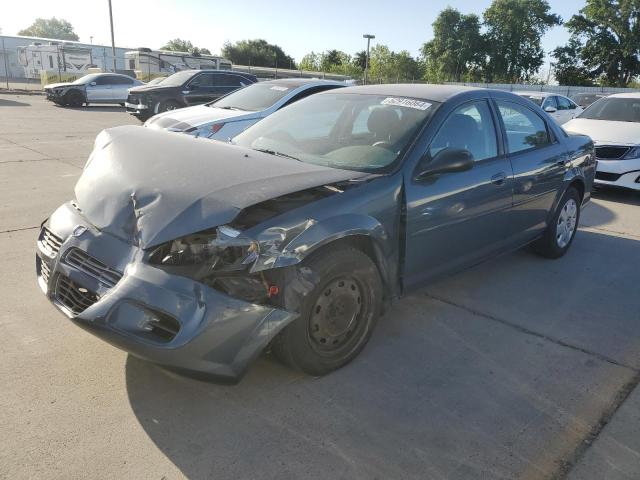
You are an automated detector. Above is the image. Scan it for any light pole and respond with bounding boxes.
[363,33,375,85]
[107,0,117,71]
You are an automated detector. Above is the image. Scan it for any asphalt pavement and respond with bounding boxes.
[1,93,639,480]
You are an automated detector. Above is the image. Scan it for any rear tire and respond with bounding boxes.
[65,90,84,108]
[532,186,581,258]
[272,247,382,376]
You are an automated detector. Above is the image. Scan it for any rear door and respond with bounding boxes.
[109,75,135,102]
[85,75,113,102]
[494,99,567,240]
[403,99,514,287]
[213,73,249,100]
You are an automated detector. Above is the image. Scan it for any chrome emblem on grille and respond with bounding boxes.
[72,225,87,237]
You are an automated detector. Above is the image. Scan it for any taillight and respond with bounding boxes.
[210,123,225,134]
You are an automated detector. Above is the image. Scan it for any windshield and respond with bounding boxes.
[233,93,437,173]
[72,74,100,85]
[518,94,544,106]
[579,97,640,122]
[212,83,294,111]
[147,77,167,86]
[159,70,197,87]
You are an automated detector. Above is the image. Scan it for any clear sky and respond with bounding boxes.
[3,0,586,69]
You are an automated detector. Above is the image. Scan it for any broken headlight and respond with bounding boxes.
[148,225,272,303]
[150,225,258,270]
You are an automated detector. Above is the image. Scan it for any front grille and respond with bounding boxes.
[40,259,51,284]
[39,227,64,257]
[64,248,122,288]
[595,171,622,182]
[595,146,630,160]
[127,94,140,104]
[55,275,99,315]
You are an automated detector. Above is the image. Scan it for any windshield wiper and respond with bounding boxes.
[253,148,300,161]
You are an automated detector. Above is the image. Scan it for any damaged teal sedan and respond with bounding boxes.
[36,85,595,382]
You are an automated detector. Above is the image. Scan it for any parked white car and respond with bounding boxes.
[564,93,640,191]
[514,91,583,125]
[144,78,345,140]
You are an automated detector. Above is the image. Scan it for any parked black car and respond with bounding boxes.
[125,70,258,121]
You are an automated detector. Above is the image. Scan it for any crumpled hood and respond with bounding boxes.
[146,105,252,131]
[563,118,640,145]
[75,126,365,248]
[44,82,75,89]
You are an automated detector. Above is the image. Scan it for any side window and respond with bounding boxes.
[112,76,133,85]
[429,101,498,162]
[497,101,551,154]
[542,96,557,110]
[219,74,243,87]
[557,96,572,110]
[95,76,113,86]
[189,74,214,88]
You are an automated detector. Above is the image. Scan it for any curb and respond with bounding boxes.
[0,89,44,96]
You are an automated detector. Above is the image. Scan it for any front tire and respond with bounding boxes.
[272,247,382,376]
[532,186,581,258]
[159,100,181,113]
[64,90,84,108]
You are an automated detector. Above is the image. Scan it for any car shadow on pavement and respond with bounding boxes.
[56,105,126,112]
[0,98,31,107]
[125,228,640,480]
[592,187,640,206]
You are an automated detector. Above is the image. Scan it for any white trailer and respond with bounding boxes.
[17,42,95,79]
[125,48,232,80]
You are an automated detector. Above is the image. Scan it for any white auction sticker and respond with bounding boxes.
[381,97,432,110]
[270,86,289,91]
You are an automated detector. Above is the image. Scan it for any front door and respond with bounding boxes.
[494,100,567,240]
[183,73,216,106]
[85,75,113,102]
[404,99,514,287]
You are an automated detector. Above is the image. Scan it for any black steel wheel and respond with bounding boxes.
[272,247,382,376]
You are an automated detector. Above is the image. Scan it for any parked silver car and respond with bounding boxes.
[144,78,346,140]
[44,73,144,107]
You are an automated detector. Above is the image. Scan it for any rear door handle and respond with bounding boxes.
[491,172,507,185]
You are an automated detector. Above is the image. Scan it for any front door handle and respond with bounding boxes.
[491,172,507,185]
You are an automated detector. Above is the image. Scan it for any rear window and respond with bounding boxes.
[212,83,293,111]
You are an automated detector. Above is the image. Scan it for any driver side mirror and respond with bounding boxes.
[544,106,557,113]
[415,148,474,180]
[89,81,97,86]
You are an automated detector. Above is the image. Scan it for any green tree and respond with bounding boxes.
[352,50,367,71]
[564,0,640,87]
[18,17,79,41]
[483,0,561,82]
[299,52,321,71]
[551,38,594,86]
[162,39,211,55]
[367,45,420,82]
[421,7,485,82]
[221,39,295,69]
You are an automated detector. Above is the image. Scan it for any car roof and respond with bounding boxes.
[260,78,345,88]
[331,84,481,102]
[514,91,552,97]
[608,92,640,99]
[178,69,256,77]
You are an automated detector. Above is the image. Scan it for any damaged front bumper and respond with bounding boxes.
[36,202,298,382]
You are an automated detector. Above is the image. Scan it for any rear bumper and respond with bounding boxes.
[36,202,297,382]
